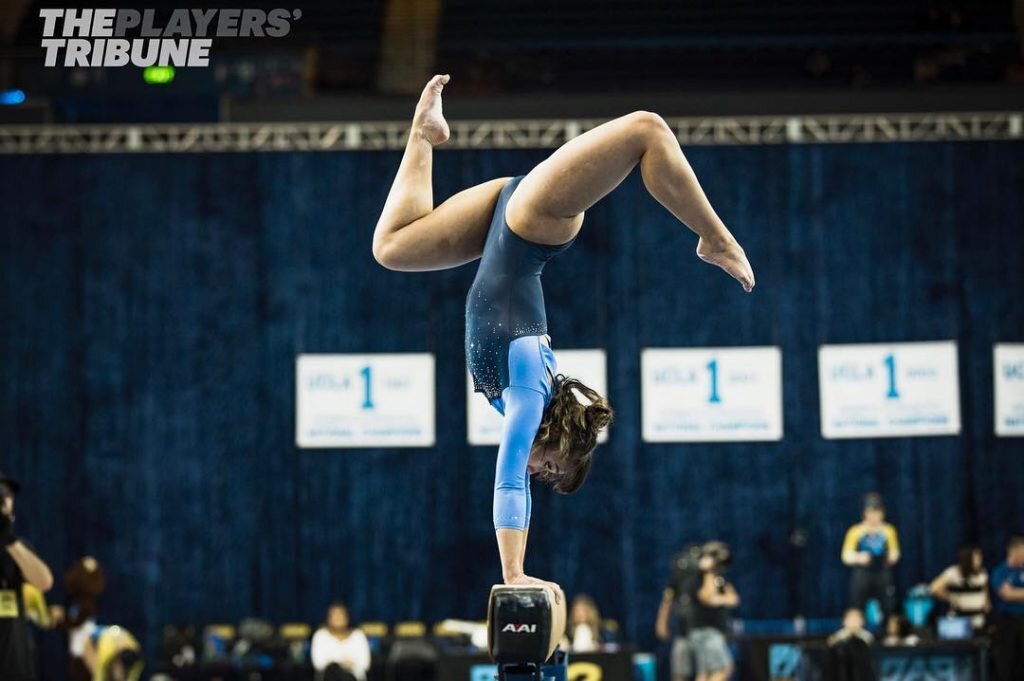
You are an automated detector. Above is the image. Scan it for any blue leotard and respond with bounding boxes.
[465,175,575,532]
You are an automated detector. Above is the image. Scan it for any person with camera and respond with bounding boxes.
[688,541,739,681]
[841,493,900,622]
[0,472,55,681]
[656,544,704,681]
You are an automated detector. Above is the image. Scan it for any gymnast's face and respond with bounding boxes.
[527,441,562,478]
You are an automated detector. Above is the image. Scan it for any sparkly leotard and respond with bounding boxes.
[464,175,576,532]
[465,175,574,404]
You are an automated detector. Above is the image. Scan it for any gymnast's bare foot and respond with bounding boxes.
[697,235,755,292]
[412,74,451,146]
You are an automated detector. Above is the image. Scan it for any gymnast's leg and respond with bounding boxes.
[506,111,755,291]
[372,74,510,272]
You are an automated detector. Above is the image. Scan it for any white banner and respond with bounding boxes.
[994,343,1024,437]
[296,354,435,448]
[818,341,960,439]
[641,346,783,442]
[467,349,608,446]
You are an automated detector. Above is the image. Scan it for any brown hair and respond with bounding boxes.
[957,545,981,579]
[533,375,613,494]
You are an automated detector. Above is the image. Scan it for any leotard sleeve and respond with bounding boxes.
[492,337,553,531]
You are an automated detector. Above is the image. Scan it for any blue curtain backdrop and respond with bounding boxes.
[1,142,1023,660]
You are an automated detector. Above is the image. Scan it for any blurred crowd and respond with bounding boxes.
[3,472,1023,681]
[654,493,1024,681]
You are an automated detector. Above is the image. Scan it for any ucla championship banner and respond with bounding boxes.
[994,344,1024,436]
[296,354,435,448]
[818,341,960,439]
[467,349,608,446]
[641,346,783,442]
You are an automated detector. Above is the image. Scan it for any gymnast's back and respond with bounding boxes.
[465,175,574,407]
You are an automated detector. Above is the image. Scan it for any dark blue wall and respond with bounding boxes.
[1,142,1023,659]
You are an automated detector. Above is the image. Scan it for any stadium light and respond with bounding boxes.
[0,90,26,105]
[143,66,176,85]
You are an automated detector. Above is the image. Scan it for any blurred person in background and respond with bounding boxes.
[826,609,875,681]
[842,493,900,622]
[881,614,919,647]
[656,544,705,681]
[50,556,107,681]
[991,536,1024,681]
[929,545,989,631]
[82,625,143,681]
[566,594,602,652]
[311,602,371,681]
[688,541,739,681]
[0,472,54,681]
[49,562,143,681]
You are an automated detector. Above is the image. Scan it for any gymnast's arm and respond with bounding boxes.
[494,384,545,583]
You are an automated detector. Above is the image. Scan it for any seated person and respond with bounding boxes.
[828,608,874,647]
[566,594,602,652]
[80,624,144,681]
[881,614,919,647]
[929,545,989,631]
[826,609,875,681]
[311,602,371,681]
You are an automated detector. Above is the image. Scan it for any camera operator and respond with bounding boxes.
[689,541,739,681]
[656,544,704,681]
[0,472,55,681]
[842,493,899,622]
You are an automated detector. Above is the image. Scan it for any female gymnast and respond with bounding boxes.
[372,75,754,602]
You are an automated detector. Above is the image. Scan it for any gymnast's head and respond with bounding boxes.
[527,375,613,494]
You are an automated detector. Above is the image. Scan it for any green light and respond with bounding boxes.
[143,65,175,85]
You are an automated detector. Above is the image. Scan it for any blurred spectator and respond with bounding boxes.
[656,544,704,681]
[689,541,739,681]
[929,545,989,631]
[991,536,1024,681]
[881,614,919,647]
[842,494,900,622]
[0,472,54,681]
[826,609,875,681]
[50,556,107,681]
[76,624,143,681]
[311,602,371,681]
[566,594,601,652]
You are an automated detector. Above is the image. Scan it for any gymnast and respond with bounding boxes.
[372,75,754,602]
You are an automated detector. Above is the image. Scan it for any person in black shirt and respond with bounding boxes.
[0,472,55,681]
[656,544,705,681]
[689,542,739,681]
[826,609,876,681]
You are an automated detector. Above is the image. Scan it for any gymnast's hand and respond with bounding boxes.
[506,573,565,605]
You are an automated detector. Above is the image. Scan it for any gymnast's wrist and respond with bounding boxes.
[502,567,524,583]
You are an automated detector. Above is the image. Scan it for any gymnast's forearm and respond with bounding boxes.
[497,528,526,581]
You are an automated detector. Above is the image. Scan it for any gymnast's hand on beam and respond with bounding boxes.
[505,573,565,605]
